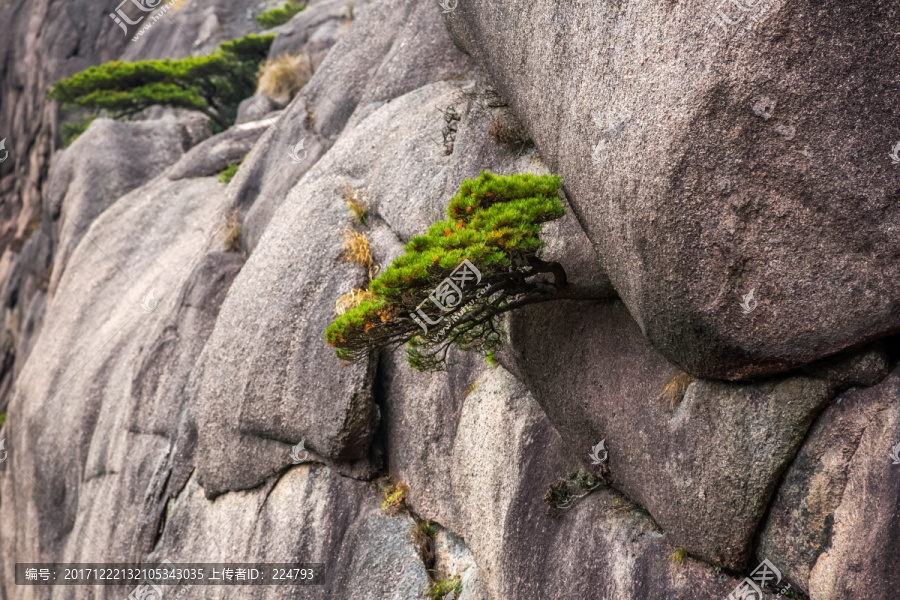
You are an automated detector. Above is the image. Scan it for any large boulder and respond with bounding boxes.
[153,470,431,600]
[0,172,231,587]
[443,0,900,380]
[48,115,211,293]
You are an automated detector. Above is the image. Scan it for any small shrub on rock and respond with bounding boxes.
[218,163,240,184]
[425,576,461,600]
[381,482,409,514]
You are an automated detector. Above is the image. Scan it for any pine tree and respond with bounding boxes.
[325,171,577,371]
[48,34,275,131]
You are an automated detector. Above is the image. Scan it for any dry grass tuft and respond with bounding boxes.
[335,288,375,315]
[223,212,242,253]
[341,228,374,272]
[341,179,368,224]
[661,372,693,409]
[257,52,312,102]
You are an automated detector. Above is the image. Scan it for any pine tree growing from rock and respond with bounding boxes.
[47,34,274,131]
[325,170,582,371]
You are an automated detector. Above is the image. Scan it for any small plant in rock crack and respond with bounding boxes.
[223,212,242,253]
[381,482,409,514]
[667,547,687,565]
[425,576,461,600]
[218,163,240,184]
[661,371,692,409]
[325,171,588,372]
[543,466,604,517]
[340,179,368,225]
[438,106,461,155]
[411,520,437,567]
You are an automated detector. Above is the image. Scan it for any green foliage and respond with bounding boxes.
[0,413,5,428]
[381,482,408,514]
[667,548,687,564]
[425,577,461,600]
[47,34,275,130]
[255,1,306,28]
[218,163,240,183]
[485,351,498,367]
[325,171,566,371]
[419,520,437,538]
[61,114,98,147]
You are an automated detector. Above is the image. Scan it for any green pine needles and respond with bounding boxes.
[256,1,306,29]
[325,171,573,371]
[47,34,275,131]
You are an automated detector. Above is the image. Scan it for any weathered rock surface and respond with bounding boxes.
[166,117,272,181]
[444,0,900,380]
[441,366,756,599]
[267,0,356,70]
[501,297,891,570]
[49,116,211,293]
[759,360,900,599]
[2,0,899,599]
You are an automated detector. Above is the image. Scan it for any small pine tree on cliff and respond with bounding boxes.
[325,171,576,371]
[47,34,274,131]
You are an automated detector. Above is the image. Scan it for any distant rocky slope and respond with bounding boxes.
[0,1,898,599]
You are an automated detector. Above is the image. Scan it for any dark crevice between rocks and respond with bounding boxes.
[379,480,461,598]
[368,350,392,480]
[149,465,195,553]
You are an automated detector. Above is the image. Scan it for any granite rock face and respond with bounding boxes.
[501,298,893,570]
[1,0,899,599]
[759,359,900,598]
